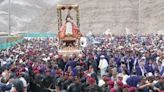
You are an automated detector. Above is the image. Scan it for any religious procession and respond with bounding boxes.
[0,0,164,92]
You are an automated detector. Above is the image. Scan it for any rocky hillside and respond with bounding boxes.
[140,0,164,34]
[0,0,59,33]
[29,0,139,35]
[0,0,163,35]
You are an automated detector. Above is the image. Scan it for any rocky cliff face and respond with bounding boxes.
[0,0,57,33]
[140,0,164,34]
[29,0,139,35]
[0,0,163,34]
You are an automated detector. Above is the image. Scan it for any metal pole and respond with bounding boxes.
[27,23,29,34]
[8,0,11,35]
[138,0,140,35]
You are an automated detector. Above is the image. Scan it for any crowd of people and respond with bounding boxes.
[0,34,163,92]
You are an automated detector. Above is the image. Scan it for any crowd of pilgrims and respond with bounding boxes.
[0,34,163,92]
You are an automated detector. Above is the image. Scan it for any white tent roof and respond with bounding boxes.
[104,29,112,35]
[87,31,93,36]
[157,30,164,34]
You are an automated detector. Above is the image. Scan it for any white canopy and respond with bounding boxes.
[104,29,112,35]
[157,30,164,34]
[87,31,93,36]
[125,28,130,35]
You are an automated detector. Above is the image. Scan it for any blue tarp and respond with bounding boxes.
[0,33,56,50]
[21,33,56,38]
[0,39,23,50]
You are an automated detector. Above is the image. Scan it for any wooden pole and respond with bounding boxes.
[76,6,80,30]
[57,9,60,50]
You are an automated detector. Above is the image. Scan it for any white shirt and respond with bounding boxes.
[98,59,108,69]
[140,66,146,76]
[1,59,6,66]
[122,75,130,84]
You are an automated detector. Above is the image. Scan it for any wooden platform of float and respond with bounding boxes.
[58,47,82,55]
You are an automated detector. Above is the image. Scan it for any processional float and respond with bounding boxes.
[57,4,82,55]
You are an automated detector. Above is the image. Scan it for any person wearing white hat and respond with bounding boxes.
[98,55,108,77]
